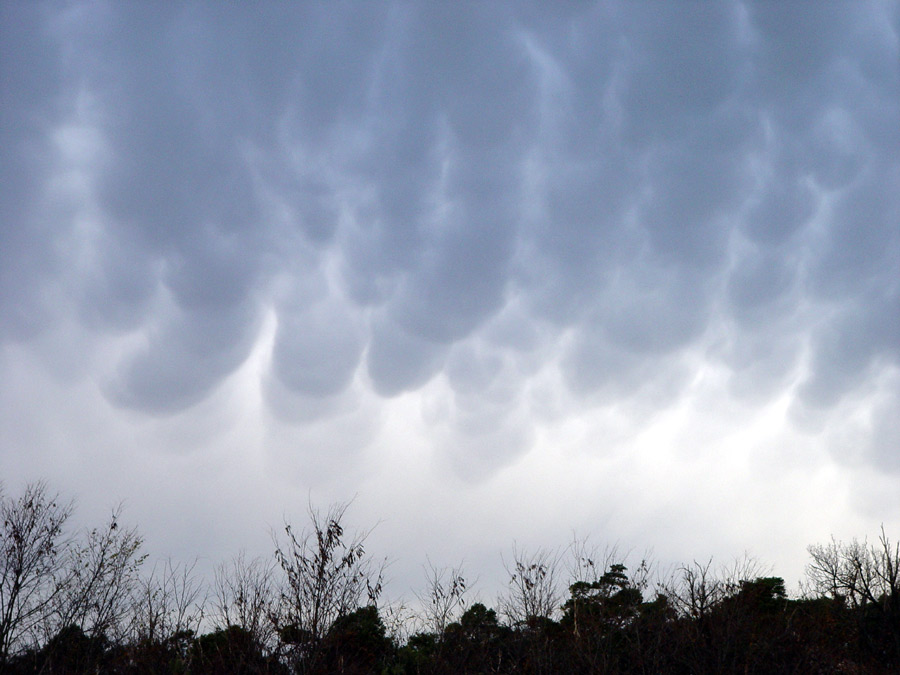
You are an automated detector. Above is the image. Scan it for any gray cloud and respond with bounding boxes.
[4,1,900,619]
[367,314,448,397]
[1,0,898,480]
[0,3,68,341]
[106,301,262,414]
[271,296,364,398]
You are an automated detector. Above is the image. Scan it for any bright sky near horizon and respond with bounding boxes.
[1,1,898,605]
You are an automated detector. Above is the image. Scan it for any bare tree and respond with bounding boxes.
[808,527,900,611]
[380,599,415,647]
[415,559,468,638]
[661,553,766,620]
[212,550,275,648]
[661,558,722,620]
[567,536,622,587]
[130,558,206,647]
[720,553,768,597]
[49,505,146,643]
[499,544,562,626]
[271,501,384,668]
[0,481,74,663]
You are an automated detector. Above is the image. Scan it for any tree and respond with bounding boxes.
[50,504,146,644]
[129,556,206,671]
[807,528,900,612]
[442,602,510,674]
[661,558,723,621]
[807,528,900,664]
[559,559,660,674]
[499,544,562,626]
[658,555,771,674]
[33,623,110,673]
[320,605,393,674]
[498,545,564,674]
[271,501,383,672]
[415,559,468,640]
[563,563,644,632]
[212,550,276,652]
[192,625,283,675]
[0,481,73,663]
[661,554,766,621]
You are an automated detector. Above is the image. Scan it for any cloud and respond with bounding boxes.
[271,296,364,398]
[3,0,898,448]
[107,300,262,414]
[1,2,898,597]
[367,314,448,397]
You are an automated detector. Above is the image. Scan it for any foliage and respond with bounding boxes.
[191,624,283,675]
[3,480,900,673]
[271,501,384,673]
[319,605,394,674]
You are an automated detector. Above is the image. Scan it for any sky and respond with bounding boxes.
[1,1,899,609]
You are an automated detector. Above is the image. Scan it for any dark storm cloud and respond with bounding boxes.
[2,1,898,471]
[367,314,448,397]
[0,2,67,341]
[107,301,262,414]
[272,297,364,398]
[735,0,899,433]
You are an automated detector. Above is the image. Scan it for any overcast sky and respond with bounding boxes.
[2,1,899,605]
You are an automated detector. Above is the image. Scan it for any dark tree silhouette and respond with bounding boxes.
[1,480,898,674]
[0,481,73,664]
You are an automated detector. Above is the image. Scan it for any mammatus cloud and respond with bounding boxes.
[1,1,897,484]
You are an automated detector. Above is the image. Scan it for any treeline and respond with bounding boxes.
[2,482,899,674]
